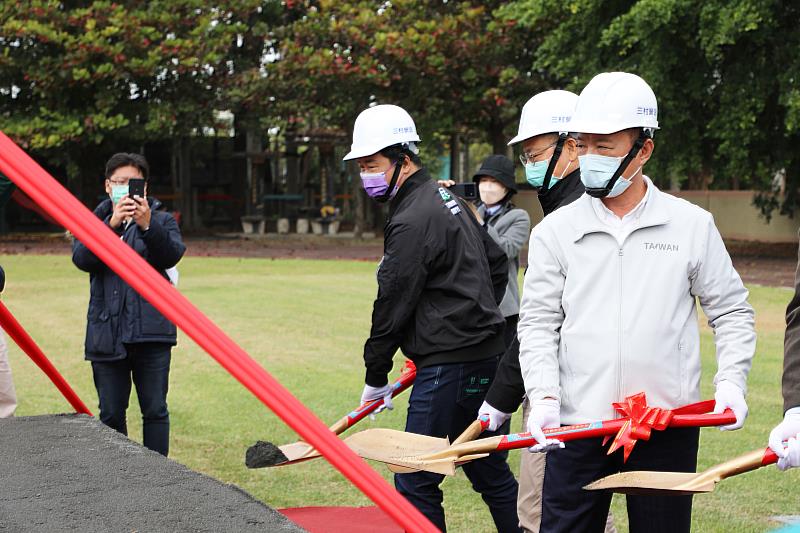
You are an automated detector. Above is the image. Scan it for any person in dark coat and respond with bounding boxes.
[72,153,185,456]
[441,155,531,353]
[344,104,521,532]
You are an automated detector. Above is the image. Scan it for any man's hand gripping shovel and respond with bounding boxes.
[245,360,416,468]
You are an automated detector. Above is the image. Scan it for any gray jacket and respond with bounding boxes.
[480,203,531,317]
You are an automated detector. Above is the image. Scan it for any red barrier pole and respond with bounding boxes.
[0,300,91,415]
[0,132,436,533]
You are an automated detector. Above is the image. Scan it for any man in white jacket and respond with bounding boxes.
[517,72,756,533]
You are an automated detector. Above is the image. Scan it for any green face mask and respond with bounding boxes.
[110,184,128,205]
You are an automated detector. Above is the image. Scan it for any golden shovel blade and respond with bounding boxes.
[277,441,321,464]
[584,471,715,496]
[584,446,773,496]
[343,429,456,476]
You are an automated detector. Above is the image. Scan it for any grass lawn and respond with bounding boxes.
[4,254,798,532]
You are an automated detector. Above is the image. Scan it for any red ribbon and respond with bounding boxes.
[605,392,673,462]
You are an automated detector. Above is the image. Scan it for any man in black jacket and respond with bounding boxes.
[344,104,520,532]
[72,153,185,456]
[478,90,616,533]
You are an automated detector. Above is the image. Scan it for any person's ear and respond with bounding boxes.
[564,137,579,163]
[104,179,112,195]
[638,138,654,166]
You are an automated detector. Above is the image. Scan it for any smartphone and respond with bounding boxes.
[128,178,145,199]
[449,182,477,200]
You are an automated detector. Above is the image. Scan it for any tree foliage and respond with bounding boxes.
[1,1,799,217]
[255,0,542,153]
[0,1,277,191]
[503,0,800,216]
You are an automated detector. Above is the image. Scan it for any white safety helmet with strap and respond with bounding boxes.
[569,72,659,198]
[508,90,578,145]
[343,104,420,161]
[508,90,578,192]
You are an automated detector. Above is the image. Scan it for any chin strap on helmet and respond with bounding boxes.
[540,133,568,193]
[374,157,405,204]
[585,129,651,199]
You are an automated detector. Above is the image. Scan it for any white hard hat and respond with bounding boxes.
[568,72,659,135]
[508,90,578,146]
[343,104,421,161]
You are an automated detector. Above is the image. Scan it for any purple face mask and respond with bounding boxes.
[360,165,399,202]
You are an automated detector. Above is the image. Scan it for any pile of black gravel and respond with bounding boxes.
[0,414,305,533]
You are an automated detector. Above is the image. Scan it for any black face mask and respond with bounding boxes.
[584,130,649,199]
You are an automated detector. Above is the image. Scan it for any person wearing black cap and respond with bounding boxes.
[471,155,531,351]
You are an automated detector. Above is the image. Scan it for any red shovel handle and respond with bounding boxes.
[340,361,416,429]
[495,402,734,452]
[670,408,736,427]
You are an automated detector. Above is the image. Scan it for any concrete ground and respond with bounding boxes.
[0,414,305,533]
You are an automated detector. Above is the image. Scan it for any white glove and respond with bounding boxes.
[526,398,565,453]
[776,437,800,471]
[478,401,512,432]
[769,407,800,470]
[361,384,394,420]
[713,380,748,431]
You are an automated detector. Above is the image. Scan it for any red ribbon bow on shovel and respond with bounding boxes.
[604,392,674,462]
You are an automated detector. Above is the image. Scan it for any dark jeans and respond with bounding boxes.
[541,426,700,533]
[91,342,171,456]
[395,358,522,532]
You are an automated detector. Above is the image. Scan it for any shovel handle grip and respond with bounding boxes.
[670,408,736,427]
[762,447,779,466]
[330,361,417,434]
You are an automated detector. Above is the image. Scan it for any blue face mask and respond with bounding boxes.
[110,184,129,205]
[578,154,639,198]
[526,158,566,190]
[526,159,564,190]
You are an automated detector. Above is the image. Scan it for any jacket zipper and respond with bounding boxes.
[617,246,624,404]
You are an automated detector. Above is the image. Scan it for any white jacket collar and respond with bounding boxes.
[571,175,671,242]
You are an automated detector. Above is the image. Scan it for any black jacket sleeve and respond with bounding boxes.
[458,198,508,305]
[363,223,428,387]
[142,212,186,270]
[784,234,800,412]
[481,225,508,305]
[484,333,525,413]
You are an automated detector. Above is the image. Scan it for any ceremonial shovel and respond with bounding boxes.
[343,399,735,476]
[246,361,416,468]
[584,446,779,496]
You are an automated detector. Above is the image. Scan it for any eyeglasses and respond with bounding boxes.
[106,176,139,185]
[519,142,557,165]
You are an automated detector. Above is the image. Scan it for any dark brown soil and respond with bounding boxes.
[0,233,795,288]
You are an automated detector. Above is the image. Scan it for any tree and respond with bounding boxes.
[504,0,800,217]
[0,1,274,206]
[251,0,544,155]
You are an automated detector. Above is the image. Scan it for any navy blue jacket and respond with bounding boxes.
[72,197,186,361]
